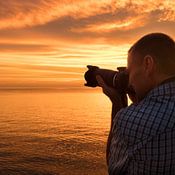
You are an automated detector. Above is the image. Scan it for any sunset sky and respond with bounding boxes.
[0,0,175,91]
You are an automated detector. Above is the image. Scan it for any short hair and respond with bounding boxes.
[129,33,175,75]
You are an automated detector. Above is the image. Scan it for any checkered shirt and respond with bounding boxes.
[108,79,175,175]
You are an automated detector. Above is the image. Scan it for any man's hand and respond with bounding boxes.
[96,75,127,107]
[96,75,128,165]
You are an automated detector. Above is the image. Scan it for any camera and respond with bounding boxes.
[84,65,135,95]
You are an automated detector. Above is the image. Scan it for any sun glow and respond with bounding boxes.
[0,43,128,90]
[0,0,174,91]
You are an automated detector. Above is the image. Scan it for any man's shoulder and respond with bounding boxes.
[114,96,175,144]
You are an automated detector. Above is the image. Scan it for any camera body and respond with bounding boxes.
[84,65,134,95]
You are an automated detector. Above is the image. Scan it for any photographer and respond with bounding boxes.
[96,33,175,174]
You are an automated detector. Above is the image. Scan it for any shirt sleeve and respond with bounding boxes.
[108,110,130,175]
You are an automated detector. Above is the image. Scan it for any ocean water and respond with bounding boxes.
[0,91,111,175]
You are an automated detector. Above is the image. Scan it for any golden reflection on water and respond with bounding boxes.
[0,91,111,175]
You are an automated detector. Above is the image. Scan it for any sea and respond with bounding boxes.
[0,91,111,175]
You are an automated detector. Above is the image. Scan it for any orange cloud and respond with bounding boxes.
[0,62,84,90]
[0,43,54,53]
[0,0,175,90]
[0,0,174,30]
[0,0,113,29]
[0,43,127,90]
[0,0,174,47]
[70,16,147,33]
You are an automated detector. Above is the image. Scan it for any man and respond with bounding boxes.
[96,33,175,174]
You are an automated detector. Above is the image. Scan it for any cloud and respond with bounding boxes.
[69,1,175,34]
[0,63,85,73]
[0,0,174,30]
[0,0,174,46]
[0,0,175,90]
[0,43,54,52]
[0,62,85,90]
[0,0,115,29]
[70,16,145,33]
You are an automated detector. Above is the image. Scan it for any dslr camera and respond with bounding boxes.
[84,65,135,95]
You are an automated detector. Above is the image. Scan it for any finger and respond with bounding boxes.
[96,75,111,96]
[96,75,123,103]
[87,65,93,69]
[87,65,98,70]
[96,75,107,88]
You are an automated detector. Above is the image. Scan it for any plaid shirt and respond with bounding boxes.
[108,78,175,175]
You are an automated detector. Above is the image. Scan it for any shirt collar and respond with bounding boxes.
[146,76,175,98]
[160,76,175,85]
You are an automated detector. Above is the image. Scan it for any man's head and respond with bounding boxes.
[127,33,175,102]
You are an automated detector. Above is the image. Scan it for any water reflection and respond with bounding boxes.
[0,91,111,175]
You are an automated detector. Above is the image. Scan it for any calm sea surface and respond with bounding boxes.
[0,91,111,175]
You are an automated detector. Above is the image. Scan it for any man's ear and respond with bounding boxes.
[143,55,155,76]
